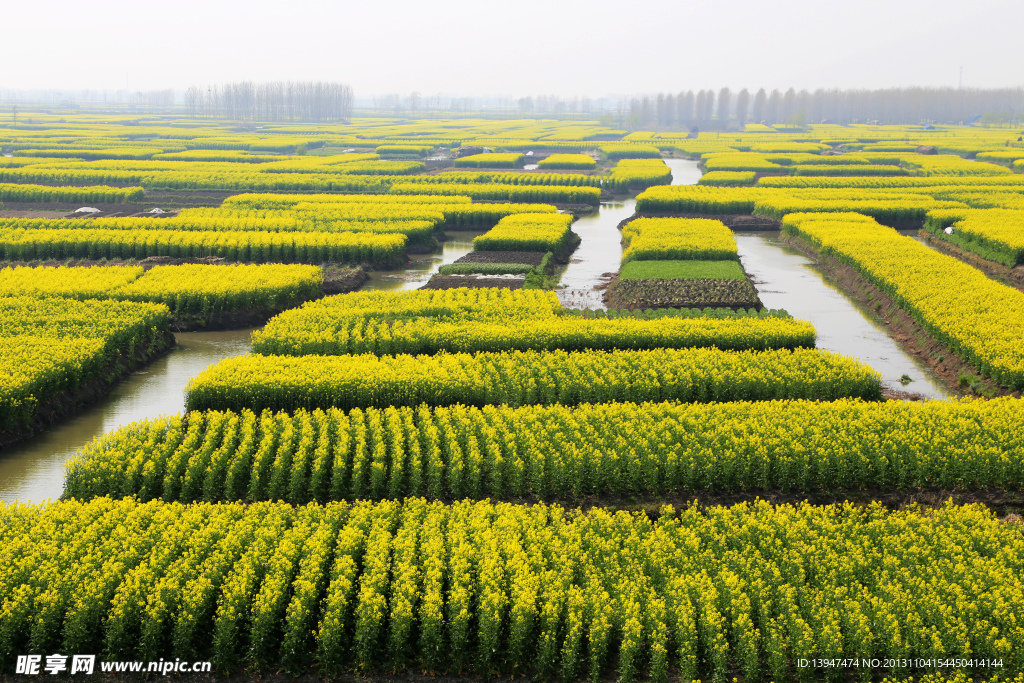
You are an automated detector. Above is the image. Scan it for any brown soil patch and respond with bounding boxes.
[876,217,926,230]
[782,233,1020,398]
[169,310,281,333]
[552,203,599,216]
[129,189,237,206]
[0,210,71,218]
[881,386,928,401]
[454,251,546,266]
[920,231,1024,290]
[322,265,369,294]
[0,202,145,217]
[605,277,762,311]
[405,242,440,254]
[554,232,583,263]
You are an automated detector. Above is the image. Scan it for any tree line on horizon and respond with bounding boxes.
[184,80,354,123]
[624,86,1024,128]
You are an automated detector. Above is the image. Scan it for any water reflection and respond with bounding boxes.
[361,230,487,291]
[557,201,635,309]
[735,232,948,398]
[0,330,254,504]
[663,157,704,185]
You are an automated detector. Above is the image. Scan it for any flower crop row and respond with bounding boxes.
[222,193,474,208]
[65,397,1024,503]
[923,208,1024,267]
[0,297,170,432]
[621,218,738,263]
[0,165,427,192]
[698,171,756,187]
[0,226,406,265]
[0,264,144,299]
[0,215,438,248]
[0,264,323,314]
[609,159,672,188]
[112,264,323,314]
[0,183,144,203]
[183,347,879,413]
[783,212,1024,390]
[452,153,525,168]
[400,171,606,187]
[702,153,783,173]
[635,185,967,222]
[598,143,661,159]
[536,154,596,170]
[2,497,1021,680]
[217,193,560,229]
[758,175,1024,189]
[251,289,813,356]
[473,213,575,253]
[389,182,602,205]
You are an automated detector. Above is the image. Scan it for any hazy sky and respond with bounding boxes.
[3,0,1021,96]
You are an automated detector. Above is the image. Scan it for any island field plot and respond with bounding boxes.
[2,114,1024,682]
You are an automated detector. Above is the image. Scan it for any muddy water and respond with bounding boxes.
[556,200,634,308]
[663,157,704,185]
[557,158,703,308]
[735,232,949,398]
[361,230,487,291]
[0,330,254,504]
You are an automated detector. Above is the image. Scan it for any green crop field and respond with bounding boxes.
[619,259,747,280]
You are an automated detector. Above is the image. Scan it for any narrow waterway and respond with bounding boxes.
[556,200,634,308]
[0,330,254,504]
[557,158,703,308]
[663,157,704,185]
[735,232,949,398]
[362,230,487,291]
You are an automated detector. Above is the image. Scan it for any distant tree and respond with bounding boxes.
[796,89,811,121]
[662,93,675,126]
[694,91,707,124]
[717,87,732,121]
[615,97,628,127]
[677,91,695,125]
[752,88,767,123]
[781,88,797,123]
[184,87,201,118]
[735,89,750,125]
[189,80,353,122]
[809,89,825,123]
[641,85,1024,126]
[702,90,716,122]
[765,89,782,124]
